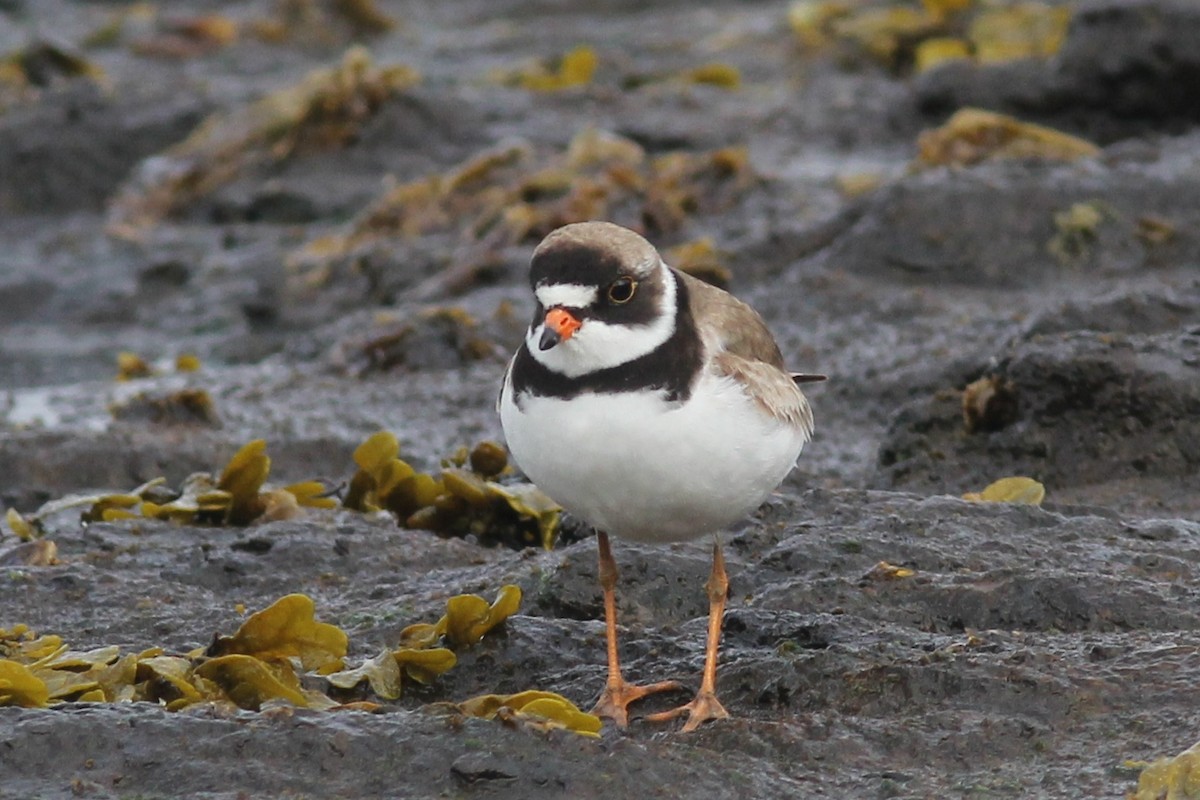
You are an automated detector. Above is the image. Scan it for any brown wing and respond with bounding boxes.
[676,270,788,368]
[675,270,817,435]
[712,352,815,437]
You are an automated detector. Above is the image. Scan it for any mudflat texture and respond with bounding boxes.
[2,1,1198,798]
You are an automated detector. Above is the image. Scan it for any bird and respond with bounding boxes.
[498,221,823,732]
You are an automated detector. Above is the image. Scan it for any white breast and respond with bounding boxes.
[499,370,808,543]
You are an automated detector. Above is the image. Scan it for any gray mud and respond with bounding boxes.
[2,1,1199,798]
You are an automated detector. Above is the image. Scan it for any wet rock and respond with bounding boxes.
[2,485,1198,797]
[0,273,55,323]
[0,81,209,213]
[916,0,1200,142]
[327,306,500,375]
[1021,284,1200,338]
[188,88,493,225]
[450,751,520,783]
[874,329,1200,515]
[815,142,1200,288]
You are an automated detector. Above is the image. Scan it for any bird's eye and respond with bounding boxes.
[607,277,637,304]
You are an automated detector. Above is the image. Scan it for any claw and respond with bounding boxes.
[644,689,730,732]
[593,678,685,727]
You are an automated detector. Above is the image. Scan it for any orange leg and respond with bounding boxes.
[646,538,731,732]
[591,531,684,727]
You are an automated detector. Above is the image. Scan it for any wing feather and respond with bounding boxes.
[676,270,818,436]
[712,352,814,438]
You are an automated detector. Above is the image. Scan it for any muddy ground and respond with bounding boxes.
[2,0,1199,798]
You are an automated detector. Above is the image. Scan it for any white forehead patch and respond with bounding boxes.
[535,283,599,309]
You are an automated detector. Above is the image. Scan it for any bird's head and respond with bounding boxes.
[524,222,678,378]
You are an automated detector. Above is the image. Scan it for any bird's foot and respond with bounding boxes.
[592,678,685,728]
[644,689,729,733]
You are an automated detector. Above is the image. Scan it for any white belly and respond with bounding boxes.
[500,371,808,543]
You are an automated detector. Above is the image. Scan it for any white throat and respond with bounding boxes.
[527,263,678,378]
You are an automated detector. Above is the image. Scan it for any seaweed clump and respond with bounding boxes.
[0,39,107,111]
[0,595,350,711]
[916,108,1099,169]
[962,477,1045,505]
[490,44,740,94]
[288,127,756,297]
[109,388,221,427]
[250,0,398,45]
[492,45,598,92]
[1134,739,1200,800]
[345,432,560,550]
[2,433,557,551]
[108,46,420,234]
[788,0,1072,75]
[1,440,336,534]
[333,307,497,375]
[1,586,599,735]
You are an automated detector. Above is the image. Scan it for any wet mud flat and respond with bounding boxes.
[2,0,1200,798]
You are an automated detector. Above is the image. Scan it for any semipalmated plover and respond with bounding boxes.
[499,221,822,731]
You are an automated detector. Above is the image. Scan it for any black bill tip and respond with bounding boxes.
[538,327,562,351]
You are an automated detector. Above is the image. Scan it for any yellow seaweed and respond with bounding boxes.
[327,647,403,699]
[36,645,120,671]
[916,108,1100,169]
[36,668,102,701]
[831,6,936,67]
[520,697,603,737]
[0,660,49,707]
[684,63,741,89]
[914,37,971,72]
[963,477,1046,505]
[95,653,139,702]
[443,585,522,647]
[787,1,853,51]
[0,628,62,661]
[136,655,205,706]
[459,689,563,719]
[862,561,915,581]
[969,3,1070,63]
[441,468,492,509]
[195,654,308,710]
[4,508,36,541]
[353,430,400,473]
[962,374,1019,434]
[486,483,561,550]
[505,45,598,92]
[0,539,58,566]
[282,481,338,509]
[109,47,420,233]
[458,690,601,737]
[175,353,202,372]
[216,440,271,524]
[207,593,348,673]
[1136,739,1200,800]
[393,647,456,684]
[116,351,154,381]
[397,622,443,650]
[468,441,508,477]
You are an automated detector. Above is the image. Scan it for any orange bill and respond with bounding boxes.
[539,308,582,350]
